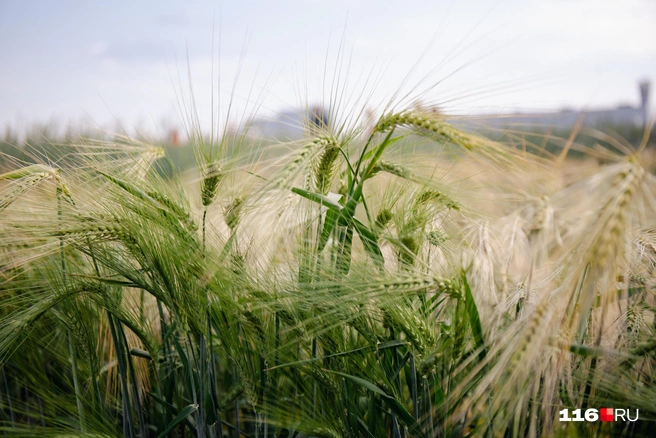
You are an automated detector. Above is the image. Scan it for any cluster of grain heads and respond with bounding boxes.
[449,300,552,433]
[384,305,436,355]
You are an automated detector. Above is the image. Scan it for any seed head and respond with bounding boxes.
[201,162,224,207]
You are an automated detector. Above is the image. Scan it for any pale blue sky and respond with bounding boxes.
[1,0,655,135]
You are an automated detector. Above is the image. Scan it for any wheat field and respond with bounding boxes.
[1,104,655,437]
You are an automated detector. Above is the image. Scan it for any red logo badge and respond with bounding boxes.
[600,408,614,422]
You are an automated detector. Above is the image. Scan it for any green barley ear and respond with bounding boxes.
[427,230,446,246]
[1,172,50,212]
[307,365,341,395]
[233,359,258,406]
[399,235,420,267]
[313,141,341,194]
[54,220,125,242]
[375,110,435,133]
[273,136,339,188]
[0,164,60,181]
[146,189,198,232]
[370,159,412,180]
[201,162,224,207]
[224,196,245,230]
[625,301,646,346]
[435,277,460,298]
[414,189,460,211]
[337,178,348,201]
[375,110,505,154]
[375,208,393,230]
[0,164,73,212]
[384,305,436,355]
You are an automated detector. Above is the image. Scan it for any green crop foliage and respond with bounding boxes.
[0,94,655,438]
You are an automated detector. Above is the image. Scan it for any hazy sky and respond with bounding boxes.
[1,0,654,135]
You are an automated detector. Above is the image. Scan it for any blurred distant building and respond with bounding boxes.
[248,82,651,139]
[248,106,329,139]
[459,81,651,131]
